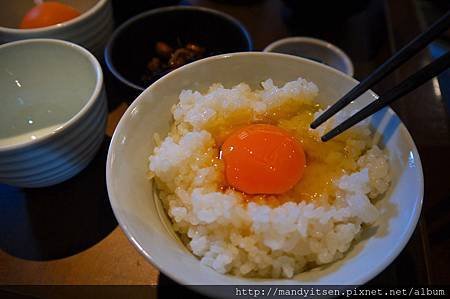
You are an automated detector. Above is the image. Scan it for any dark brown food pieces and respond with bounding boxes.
[141,41,206,85]
[155,41,173,59]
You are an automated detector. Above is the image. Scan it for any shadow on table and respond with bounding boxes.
[0,136,118,261]
[157,273,210,299]
[103,63,141,111]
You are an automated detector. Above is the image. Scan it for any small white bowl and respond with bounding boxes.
[0,39,107,188]
[0,0,114,57]
[106,53,422,296]
[264,37,354,76]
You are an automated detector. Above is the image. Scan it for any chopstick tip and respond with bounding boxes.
[320,135,329,142]
[310,117,323,129]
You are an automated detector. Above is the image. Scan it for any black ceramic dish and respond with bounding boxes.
[105,6,253,92]
[111,0,181,25]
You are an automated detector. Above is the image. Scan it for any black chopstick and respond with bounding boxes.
[310,9,450,129]
[321,51,450,142]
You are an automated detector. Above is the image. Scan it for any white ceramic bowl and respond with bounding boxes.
[106,53,423,295]
[0,39,107,188]
[0,0,113,57]
[264,37,354,76]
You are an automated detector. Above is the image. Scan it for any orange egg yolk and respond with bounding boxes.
[221,124,306,195]
[20,2,81,29]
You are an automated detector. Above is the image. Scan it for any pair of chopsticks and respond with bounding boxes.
[311,10,450,142]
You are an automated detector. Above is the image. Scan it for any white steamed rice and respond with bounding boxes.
[148,78,391,278]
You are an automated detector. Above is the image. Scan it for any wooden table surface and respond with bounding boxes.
[1,0,449,297]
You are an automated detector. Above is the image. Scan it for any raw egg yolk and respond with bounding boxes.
[20,2,81,29]
[221,124,306,195]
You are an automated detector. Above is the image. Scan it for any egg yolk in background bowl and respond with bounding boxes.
[20,1,81,29]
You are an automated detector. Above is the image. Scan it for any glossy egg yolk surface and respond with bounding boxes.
[221,124,306,195]
[20,2,81,29]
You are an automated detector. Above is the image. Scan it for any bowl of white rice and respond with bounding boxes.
[106,52,423,294]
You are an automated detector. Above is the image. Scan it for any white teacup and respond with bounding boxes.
[0,39,107,187]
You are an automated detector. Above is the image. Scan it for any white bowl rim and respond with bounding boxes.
[0,38,103,152]
[0,0,109,33]
[106,51,424,287]
[263,36,354,77]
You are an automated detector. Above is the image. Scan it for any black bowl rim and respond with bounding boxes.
[104,5,254,92]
